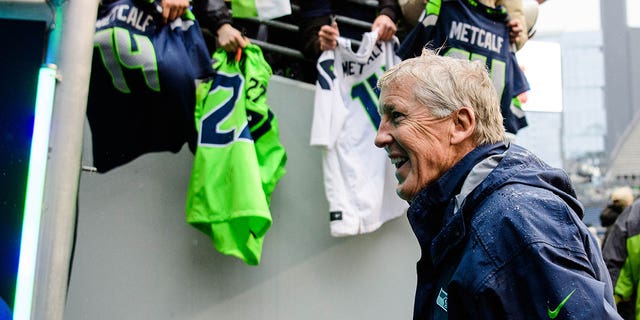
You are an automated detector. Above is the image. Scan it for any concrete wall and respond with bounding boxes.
[65,76,419,319]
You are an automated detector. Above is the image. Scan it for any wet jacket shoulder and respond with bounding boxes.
[409,143,620,319]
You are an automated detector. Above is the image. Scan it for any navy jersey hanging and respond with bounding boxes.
[397,0,530,134]
[87,0,214,172]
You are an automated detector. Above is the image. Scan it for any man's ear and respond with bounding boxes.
[450,106,475,144]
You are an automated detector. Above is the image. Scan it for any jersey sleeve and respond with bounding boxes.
[242,44,287,201]
[310,50,348,148]
[509,51,530,97]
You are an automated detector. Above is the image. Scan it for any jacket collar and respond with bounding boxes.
[408,142,507,266]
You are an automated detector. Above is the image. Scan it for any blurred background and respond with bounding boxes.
[2,0,640,319]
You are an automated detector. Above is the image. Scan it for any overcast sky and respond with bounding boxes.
[516,0,605,112]
[535,0,601,34]
[533,0,640,32]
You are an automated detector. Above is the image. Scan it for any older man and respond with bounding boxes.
[374,49,620,319]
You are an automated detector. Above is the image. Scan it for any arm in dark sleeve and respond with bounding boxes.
[298,0,332,60]
[378,0,402,23]
[602,208,631,285]
[192,0,233,33]
[299,0,332,19]
[468,242,621,319]
[461,198,621,319]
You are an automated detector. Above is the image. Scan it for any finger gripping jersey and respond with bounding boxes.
[87,0,214,172]
[310,31,408,237]
[186,45,286,265]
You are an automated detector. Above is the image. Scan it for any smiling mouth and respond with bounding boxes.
[390,157,408,169]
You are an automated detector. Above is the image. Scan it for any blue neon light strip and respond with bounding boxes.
[14,65,57,320]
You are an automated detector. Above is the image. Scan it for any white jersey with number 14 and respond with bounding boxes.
[310,30,408,237]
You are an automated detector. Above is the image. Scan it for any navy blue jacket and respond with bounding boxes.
[408,143,620,319]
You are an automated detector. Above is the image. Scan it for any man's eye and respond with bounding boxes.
[391,111,403,120]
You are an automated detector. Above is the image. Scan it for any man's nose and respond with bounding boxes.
[374,119,390,148]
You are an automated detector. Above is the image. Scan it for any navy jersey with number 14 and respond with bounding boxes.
[87,0,214,172]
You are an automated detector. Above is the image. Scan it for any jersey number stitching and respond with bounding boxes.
[351,70,383,129]
[94,27,160,93]
[199,73,252,147]
[444,48,506,100]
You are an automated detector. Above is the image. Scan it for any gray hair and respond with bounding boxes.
[378,49,506,145]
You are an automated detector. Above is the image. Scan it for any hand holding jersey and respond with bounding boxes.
[159,0,189,23]
[318,21,339,51]
[318,12,399,52]
[371,14,397,42]
[216,23,248,52]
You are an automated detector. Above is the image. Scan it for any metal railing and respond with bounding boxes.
[239,6,372,60]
